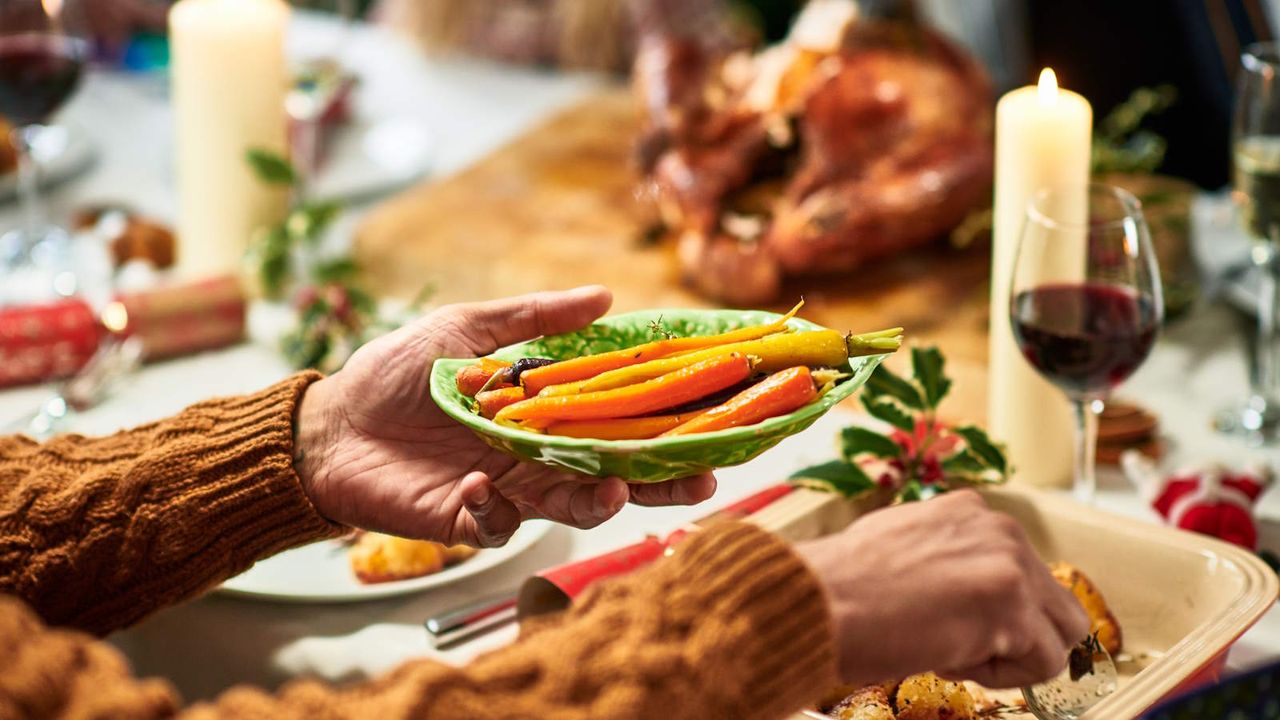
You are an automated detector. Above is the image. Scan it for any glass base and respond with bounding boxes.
[1,224,71,267]
[0,224,75,306]
[1214,396,1280,445]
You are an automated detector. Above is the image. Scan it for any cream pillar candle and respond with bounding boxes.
[170,0,290,280]
[988,69,1092,488]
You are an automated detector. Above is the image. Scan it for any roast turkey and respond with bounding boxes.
[632,0,994,304]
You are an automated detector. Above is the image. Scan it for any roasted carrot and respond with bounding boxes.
[496,353,753,423]
[518,301,803,395]
[479,357,512,372]
[660,366,817,436]
[457,365,502,397]
[545,410,710,440]
[476,386,528,419]
[539,328,902,396]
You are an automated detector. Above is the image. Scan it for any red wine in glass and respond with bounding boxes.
[1011,282,1159,399]
[0,34,85,127]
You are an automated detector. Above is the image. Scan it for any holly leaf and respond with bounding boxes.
[898,479,924,502]
[953,425,1008,476]
[840,426,902,461]
[313,257,360,284]
[251,226,292,299]
[790,460,876,498]
[864,364,925,410]
[940,450,987,474]
[861,395,915,432]
[246,148,297,186]
[941,449,1007,486]
[346,285,378,317]
[912,346,951,409]
[898,480,947,503]
[287,201,344,245]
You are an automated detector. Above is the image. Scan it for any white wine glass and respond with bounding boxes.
[1219,42,1280,443]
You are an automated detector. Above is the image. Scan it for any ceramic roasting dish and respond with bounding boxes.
[745,487,1279,720]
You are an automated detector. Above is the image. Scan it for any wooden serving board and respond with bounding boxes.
[355,88,992,419]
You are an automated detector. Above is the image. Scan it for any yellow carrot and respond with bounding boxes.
[497,353,753,423]
[539,327,901,396]
[518,301,804,395]
[545,410,710,440]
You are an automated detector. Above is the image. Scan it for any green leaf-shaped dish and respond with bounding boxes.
[429,308,888,483]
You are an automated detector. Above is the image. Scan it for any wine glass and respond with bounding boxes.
[1218,42,1280,443]
[0,0,88,279]
[1009,184,1163,504]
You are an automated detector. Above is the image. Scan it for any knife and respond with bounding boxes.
[424,589,520,649]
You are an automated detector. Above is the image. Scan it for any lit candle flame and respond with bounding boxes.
[1037,68,1059,104]
[41,0,62,18]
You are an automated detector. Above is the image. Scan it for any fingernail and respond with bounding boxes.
[467,484,491,509]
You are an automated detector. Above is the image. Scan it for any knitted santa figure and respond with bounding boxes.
[1122,451,1273,550]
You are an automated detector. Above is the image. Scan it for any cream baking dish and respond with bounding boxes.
[748,487,1279,720]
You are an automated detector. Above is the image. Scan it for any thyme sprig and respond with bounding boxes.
[648,315,678,340]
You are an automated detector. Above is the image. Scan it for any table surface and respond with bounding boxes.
[0,13,1276,704]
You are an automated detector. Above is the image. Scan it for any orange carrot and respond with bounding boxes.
[518,301,803,395]
[476,386,528,419]
[660,366,817,436]
[545,410,710,440]
[457,365,496,397]
[497,353,752,423]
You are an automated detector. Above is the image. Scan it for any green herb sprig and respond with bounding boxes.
[246,148,432,371]
[1092,85,1177,175]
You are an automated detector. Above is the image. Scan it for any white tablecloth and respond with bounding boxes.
[0,13,1276,705]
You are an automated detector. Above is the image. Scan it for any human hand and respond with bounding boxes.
[797,490,1089,689]
[293,286,717,547]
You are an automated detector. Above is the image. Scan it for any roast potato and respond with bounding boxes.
[349,533,447,584]
[893,672,975,720]
[1050,562,1122,654]
[829,685,895,720]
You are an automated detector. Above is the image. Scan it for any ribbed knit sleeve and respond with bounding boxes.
[0,521,838,720]
[0,372,344,635]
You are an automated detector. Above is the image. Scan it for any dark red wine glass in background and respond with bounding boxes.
[1008,184,1163,503]
[0,0,88,279]
[0,34,84,126]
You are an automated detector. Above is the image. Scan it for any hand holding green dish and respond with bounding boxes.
[429,302,902,482]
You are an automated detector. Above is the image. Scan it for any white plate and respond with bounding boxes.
[219,520,552,603]
[0,124,96,202]
[310,116,433,203]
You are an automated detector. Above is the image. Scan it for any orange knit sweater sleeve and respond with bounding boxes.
[0,374,839,720]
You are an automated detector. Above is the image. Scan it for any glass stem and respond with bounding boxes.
[1253,243,1279,405]
[1071,397,1101,504]
[294,116,320,202]
[13,125,46,243]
